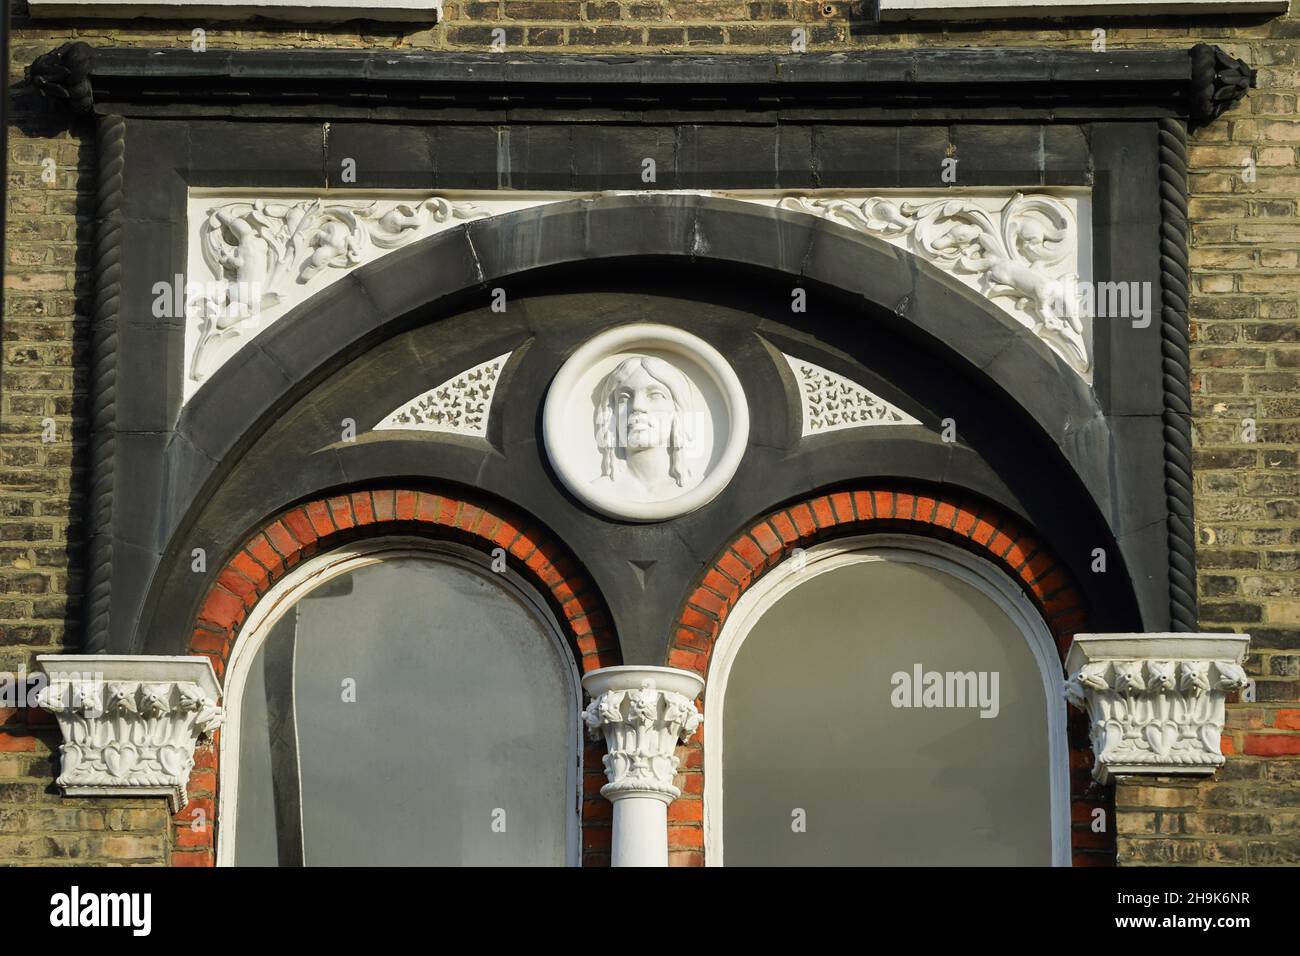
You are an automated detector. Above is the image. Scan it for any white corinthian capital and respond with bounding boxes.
[1063,633,1250,784]
[583,669,703,801]
[34,655,224,812]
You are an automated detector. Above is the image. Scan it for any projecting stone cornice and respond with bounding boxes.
[23,43,1254,124]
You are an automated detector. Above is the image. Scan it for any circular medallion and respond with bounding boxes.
[543,324,749,522]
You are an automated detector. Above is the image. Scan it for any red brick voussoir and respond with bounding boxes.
[666,487,1103,868]
[183,488,620,867]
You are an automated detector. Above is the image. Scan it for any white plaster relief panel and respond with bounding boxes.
[762,192,1094,379]
[373,352,511,438]
[783,354,921,436]
[182,191,560,401]
[183,189,1093,404]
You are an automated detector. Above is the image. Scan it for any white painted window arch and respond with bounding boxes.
[216,535,583,867]
[703,534,1072,866]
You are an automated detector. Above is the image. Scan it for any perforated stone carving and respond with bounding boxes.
[784,354,920,435]
[374,353,511,438]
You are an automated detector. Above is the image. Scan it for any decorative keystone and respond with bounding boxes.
[1063,633,1250,784]
[34,655,224,812]
[582,666,703,803]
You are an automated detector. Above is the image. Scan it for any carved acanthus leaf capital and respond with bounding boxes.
[34,656,224,812]
[582,673,703,802]
[1062,633,1250,784]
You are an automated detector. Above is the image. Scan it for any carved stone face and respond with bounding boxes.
[592,356,696,501]
[614,364,675,451]
[543,323,750,522]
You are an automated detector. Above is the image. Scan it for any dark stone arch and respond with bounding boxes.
[120,194,1150,659]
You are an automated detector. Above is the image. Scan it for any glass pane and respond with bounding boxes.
[235,556,574,866]
[722,557,1052,865]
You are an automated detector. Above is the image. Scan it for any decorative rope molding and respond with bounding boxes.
[84,114,125,653]
[1063,632,1250,783]
[1157,118,1198,633]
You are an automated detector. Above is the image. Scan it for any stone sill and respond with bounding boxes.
[28,0,442,21]
[880,0,1288,18]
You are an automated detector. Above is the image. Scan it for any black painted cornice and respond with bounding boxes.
[24,41,1254,123]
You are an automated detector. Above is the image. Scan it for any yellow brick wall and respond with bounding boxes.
[3,0,1298,864]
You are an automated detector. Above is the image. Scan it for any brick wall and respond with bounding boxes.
[3,0,1298,864]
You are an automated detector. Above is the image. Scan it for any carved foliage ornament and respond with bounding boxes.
[190,196,486,383]
[778,193,1090,374]
[583,679,702,801]
[35,678,223,811]
[1065,658,1248,782]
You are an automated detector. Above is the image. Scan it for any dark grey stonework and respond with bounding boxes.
[117,193,1155,663]
[27,44,1249,660]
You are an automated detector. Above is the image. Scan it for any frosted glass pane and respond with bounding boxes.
[722,558,1052,865]
[235,557,574,866]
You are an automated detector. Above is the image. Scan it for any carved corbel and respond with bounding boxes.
[34,656,224,812]
[1191,44,1256,123]
[23,42,95,114]
[1063,633,1250,784]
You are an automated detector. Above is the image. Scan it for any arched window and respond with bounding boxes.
[217,538,581,866]
[705,536,1070,866]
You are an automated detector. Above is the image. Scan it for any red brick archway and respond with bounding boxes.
[666,487,1108,868]
[180,487,619,867]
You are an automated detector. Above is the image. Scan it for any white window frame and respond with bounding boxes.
[703,534,1073,866]
[214,535,583,867]
[27,0,442,22]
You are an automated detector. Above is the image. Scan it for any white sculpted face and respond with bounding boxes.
[593,356,698,502]
[543,323,749,522]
